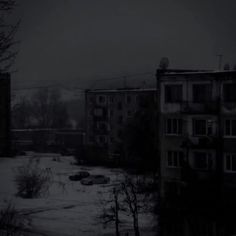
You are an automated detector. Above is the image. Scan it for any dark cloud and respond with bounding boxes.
[13,0,236,89]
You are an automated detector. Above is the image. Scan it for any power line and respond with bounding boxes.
[12,71,155,91]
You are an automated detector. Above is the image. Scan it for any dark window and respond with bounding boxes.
[193,152,211,170]
[117,102,122,110]
[224,119,236,136]
[225,153,236,172]
[127,110,132,117]
[117,130,122,139]
[98,135,107,144]
[110,137,114,143]
[166,119,183,135]
[126,95,131,104]
[98,95,106,103]
[109,96,114,103]
[110,110,113,117]
[165,84,183,103]
[223,83,236,102]
[193,119,207,136]
[167,151,184,167]
[118,116,123,124]
[192,84,212,102]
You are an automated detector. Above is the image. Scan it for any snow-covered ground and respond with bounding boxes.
[0,153,156,236]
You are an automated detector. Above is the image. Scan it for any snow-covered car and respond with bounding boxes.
[69,171,90,181]
[80,175,110,185]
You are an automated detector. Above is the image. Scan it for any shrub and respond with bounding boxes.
[15,159,52,198]
[0,203,27,235]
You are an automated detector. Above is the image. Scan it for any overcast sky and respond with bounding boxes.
[13,0,236,89]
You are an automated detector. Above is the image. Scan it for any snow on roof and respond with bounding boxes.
[87,87,156,93]
[160,70,236,76]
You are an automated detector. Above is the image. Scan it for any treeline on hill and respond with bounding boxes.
[12,88,70,129]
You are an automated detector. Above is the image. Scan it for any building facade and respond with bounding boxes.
[85,88,156,160]
[0,73,10,156]
[157,70,236,198]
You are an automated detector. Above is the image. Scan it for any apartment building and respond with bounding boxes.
[157,69,236,198]
[85,88,156,160]
[0,73,10,156]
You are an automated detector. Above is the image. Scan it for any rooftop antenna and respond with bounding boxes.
[217,54,223,71]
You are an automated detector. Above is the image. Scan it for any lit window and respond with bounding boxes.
[167,151,184,168]
[165,118,183,135]
[224,153,236,172]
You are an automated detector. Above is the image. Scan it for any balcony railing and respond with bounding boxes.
[180,101,219,114]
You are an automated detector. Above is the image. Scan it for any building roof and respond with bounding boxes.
[157,69,236,76]
[86,87,156,93]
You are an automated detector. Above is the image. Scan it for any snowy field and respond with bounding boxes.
[0,153,156,236]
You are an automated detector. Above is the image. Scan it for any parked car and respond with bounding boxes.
[81,175,110,185]
[69,171,90,181]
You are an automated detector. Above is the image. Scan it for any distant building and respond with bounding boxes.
[156,69,236,198]
[11,128,85,154]
[0,73,10,156]
[85,88,156,160]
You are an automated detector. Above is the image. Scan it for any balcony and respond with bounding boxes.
[180,101,219,114]
[181,136,219,149]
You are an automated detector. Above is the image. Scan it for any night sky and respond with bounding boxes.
[13,0,236,89]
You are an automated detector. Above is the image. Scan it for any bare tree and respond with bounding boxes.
[11,97,32,128]
[31,88,69,129]
[100,187,121,236]
[0,0,20,72]
[121,176,140,236]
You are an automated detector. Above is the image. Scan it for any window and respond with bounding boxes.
[127,110,132,117]
[117,102,122,110]
[167,151,184,168]
[94,108,103,117]
[193,119,213,136]
[165,84,183,103]
[224,153,236,172]
[126,95,131,104]
[98,95,106,104]
[166,118,183,135]
[98,122,108,131]
[110,110,114,117]
[117,130,122,139]
[118,116,123,124]
[109,96,114,103]
[224,119,236,136]
[193,152,212,170]
[110,137,114,143]
[192,84,212,102]
[223,83,236,102]
[97,135,107,144]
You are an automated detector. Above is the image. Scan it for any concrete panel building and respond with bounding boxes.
[156,69,236,198]
[0,73,10,156]
[85,88,156,161]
